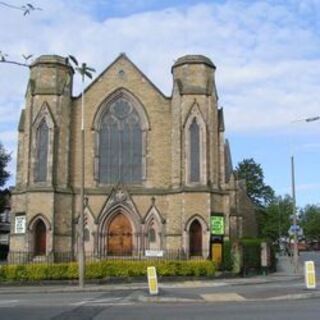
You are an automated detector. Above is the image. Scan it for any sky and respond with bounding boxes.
[0,0,319,208]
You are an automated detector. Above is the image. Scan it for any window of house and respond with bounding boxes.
[99,98,142,183]
[35,120,49,182]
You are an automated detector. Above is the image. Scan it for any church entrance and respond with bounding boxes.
[107,212,133,255]
[34,220,46,256]
[189,219,202,256]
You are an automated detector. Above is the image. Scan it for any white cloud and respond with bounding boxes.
[1,0,320,194]
[0,130,18,143]
[296,183,320,192]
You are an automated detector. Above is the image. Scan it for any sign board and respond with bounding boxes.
[211,216,224,235]
[15,215,26,234]
[147,266,159,295]
[288,224,303,237]
[305,261,316,289]
[145,250,164,257]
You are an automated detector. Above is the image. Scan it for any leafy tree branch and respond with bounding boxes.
[0,51,33,67]
[0,2,41,15]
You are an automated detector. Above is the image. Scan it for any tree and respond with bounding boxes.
[258,195,292,241]
[0,142,11,212]
[300,204,320,242]
[234,158,275,207]
[0,142,11,188]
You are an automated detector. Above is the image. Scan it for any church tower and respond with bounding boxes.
[11,55,74,257]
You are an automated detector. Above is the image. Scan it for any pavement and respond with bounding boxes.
[0,255,319,304]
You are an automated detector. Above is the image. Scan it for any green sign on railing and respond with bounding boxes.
[211,216,224,235]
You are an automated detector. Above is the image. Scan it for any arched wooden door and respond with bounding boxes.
[107,212,133,255]
[34,220,46,256]
[189,220,202,256]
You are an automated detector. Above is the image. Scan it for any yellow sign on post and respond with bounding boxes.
[147,266,159,295]
[304,261,316,289]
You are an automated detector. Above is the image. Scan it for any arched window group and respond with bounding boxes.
[99,98,143,184]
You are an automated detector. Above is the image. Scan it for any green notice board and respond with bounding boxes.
[211,216,224,235]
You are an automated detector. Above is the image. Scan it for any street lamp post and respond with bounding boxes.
[290,115,319,273]
[291,155,298,273]
[68,56,95,288]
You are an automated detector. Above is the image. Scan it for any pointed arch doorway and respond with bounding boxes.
[34,220,47,256]
[189,219,202,256]
[107,212,133,256]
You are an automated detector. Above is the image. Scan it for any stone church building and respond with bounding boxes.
[10,53,257,261]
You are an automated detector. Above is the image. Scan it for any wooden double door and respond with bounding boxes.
[107,212,133,255]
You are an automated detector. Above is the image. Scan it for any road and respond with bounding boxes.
[0,292,319,320]
[0,251,318,319]
[300,251,320,277]
[0,277,319,320]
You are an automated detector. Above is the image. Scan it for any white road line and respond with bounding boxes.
[0,300,19,304]
[0,300,19,308]
[87,302,135,306]
[70,297,122,306]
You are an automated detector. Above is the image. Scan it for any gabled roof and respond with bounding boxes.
[75,53,169,100]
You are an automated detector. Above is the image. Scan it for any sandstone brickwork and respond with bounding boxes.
[10,54,257,261]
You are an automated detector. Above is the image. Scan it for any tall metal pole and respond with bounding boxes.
[291,155,298,273]
[78,68,86,288]
[278,202,281,250]
[289,115,319,273]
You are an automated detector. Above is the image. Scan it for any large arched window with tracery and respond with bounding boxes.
[99,98,142,183]
[35,119,49,182]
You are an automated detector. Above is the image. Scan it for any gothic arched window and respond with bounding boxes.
[35,120,49,182]
[189,118,200,183]
[99,98,142,184]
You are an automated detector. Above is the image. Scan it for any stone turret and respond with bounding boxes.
[16,55,74,189]
[171,55,220,188]
[171,55,217,97]
[29,55,73,96]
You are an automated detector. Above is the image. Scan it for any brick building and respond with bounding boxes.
[9,54,257,261]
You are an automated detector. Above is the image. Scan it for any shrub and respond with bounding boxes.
[46,263,70,280]
[0,259,215,282]
[222,240,233,271]
[25,264,48,281]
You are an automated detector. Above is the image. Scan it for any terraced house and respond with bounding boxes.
[9,53,257,263]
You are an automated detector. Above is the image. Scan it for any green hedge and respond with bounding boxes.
[222,240,233,271]
[0,260,215,282]
[240,238,262,274]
